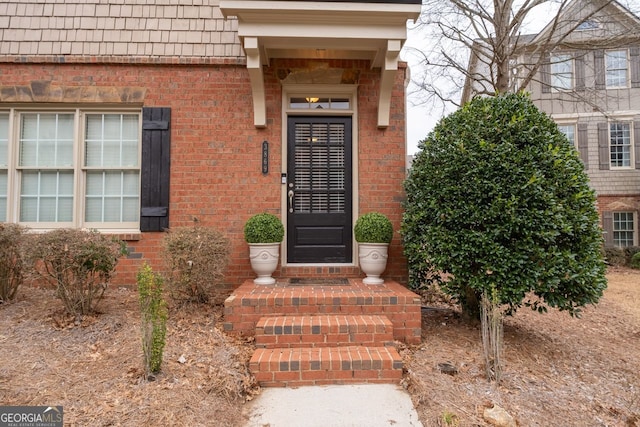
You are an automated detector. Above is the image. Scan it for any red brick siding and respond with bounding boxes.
[0,60,409,286]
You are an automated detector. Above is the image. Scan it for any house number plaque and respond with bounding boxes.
[262,140,269,175]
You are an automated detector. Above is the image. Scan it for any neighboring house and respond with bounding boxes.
[0,0,422,285]
[462,0,640,248]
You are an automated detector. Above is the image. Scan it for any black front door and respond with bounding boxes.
[287,116,352,263]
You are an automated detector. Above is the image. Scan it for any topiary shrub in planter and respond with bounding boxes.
[244,213,284,285]
[354,212,393,285]
[244,213,285,244]
[354,212,393,244]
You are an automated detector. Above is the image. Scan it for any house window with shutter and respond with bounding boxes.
[606,50,628,88]
[0,108,143,231]
[613,212,635,247]
[550,54,573,90]
[609,122,632,168]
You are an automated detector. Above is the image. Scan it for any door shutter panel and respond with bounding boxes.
[635,121,640,169]
[140,107,171,232]
[541,53,551,93]
[577,123,589,168]
[597,122,609,170]
[630,47,640,88]
[594,50,605,89]
[602,211,614,247]
[574,51,585,91]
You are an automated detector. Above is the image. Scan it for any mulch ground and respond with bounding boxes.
[1,267,638,426]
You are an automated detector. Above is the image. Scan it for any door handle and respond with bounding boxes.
[288,190,294,213]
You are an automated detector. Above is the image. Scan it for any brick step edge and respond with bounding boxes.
[250,346,404,387]
[255,315,395,348]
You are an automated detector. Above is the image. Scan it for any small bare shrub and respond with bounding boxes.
[27,229,125,317]
[604,247,627,266]
[162,226,230,304]
[138,263,167,378]
[0,223,27,303]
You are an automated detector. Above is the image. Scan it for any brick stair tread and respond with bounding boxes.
[256,314,393,335]
[250,346,403,371]
[250,346,404,386]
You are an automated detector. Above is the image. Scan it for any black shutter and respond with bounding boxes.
[140,107,171,232]
[541,53,551,93]
[575,51,585,91]
[577,123,589,168]
[594,50,605,90]
[631,47,640,88]
[602,211,614,247]
[597,122,610,170]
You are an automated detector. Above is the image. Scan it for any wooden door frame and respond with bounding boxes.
[280,84,359,266]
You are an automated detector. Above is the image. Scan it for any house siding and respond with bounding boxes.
[0,59,409,286]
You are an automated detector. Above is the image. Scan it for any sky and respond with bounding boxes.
[402,0,640,154]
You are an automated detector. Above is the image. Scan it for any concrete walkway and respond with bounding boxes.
[242,384,424,427]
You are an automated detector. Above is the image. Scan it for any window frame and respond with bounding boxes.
[605,49,629,89]
[550,53,574,91]
[612,211,637,247]
[557,122,577,149]
[0,112,9,222]
[609,121,633,169]
[0,107,142,232]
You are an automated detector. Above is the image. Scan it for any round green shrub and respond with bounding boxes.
[354,212,393,243]
[630,252,640,269]
[402,93,606,317]
[244,213,285,243]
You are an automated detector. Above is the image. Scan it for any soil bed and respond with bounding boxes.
[0,267,638,426]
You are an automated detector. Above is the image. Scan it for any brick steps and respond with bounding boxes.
[250,346,403,387]
[255,315,394,348]
[224,279,421,387]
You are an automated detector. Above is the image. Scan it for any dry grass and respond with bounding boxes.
[0,267,638,426]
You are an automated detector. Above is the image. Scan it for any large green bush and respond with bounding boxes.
[27,229,125,316]
[0,223,27,303]
[402,93,607,317]
[162,226,230,303]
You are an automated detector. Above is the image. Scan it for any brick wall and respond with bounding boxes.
[0,59,409,287]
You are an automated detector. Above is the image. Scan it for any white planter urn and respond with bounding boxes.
[249,243,280,285]
[358,243,389,285]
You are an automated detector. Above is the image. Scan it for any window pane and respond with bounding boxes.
[606,50,628,87]
[551,54,572,90]
[0,171,6,222]
[0,113,8,167]
[610,122,631,167]
[85,171,139,222]
[0,114,7,222]
[557,125,575,146]
[85,114,139,167]
[613,212,635,247]
[20,113,74,167]
[20,171,74,222]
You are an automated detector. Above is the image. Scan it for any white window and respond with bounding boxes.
[609,122,632,168]
[0,113,8,222]
[550,54,573,90]
[606,50,628,88]
[557,124,576,147]
[613,212,635,247]
[1,109,141,230]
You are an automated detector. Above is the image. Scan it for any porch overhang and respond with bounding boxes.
[220,0,422,128]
